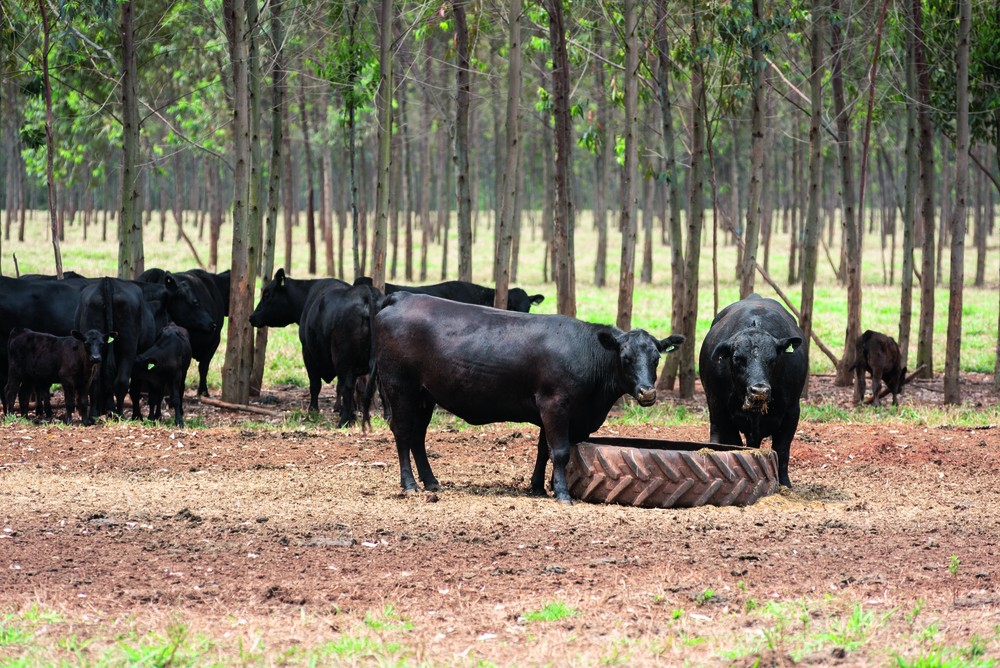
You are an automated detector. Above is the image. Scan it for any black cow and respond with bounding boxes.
[699,294,806,488]
[298,283,382,426]
[0,276,84,411]
[76,278,157,418]
[139,268,230,395]
[132,323,192,426]
[385,280,544,312]
[374,293,685,503]
[249,268,350,328]
[5,327,114,425]
[852,330,906,407]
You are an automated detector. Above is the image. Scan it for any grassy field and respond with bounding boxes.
[2,207,998,388]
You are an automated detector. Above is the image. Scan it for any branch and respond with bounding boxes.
[198,396,281,417]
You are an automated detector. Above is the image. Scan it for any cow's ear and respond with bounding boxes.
[275,268,286,285]
[598,330,620,352]
[71,330,84,341]
[164,273,178,292]
[712,340,733,363]
[530,294,545,305]
[777,336,803,353]
[657,334,685,353]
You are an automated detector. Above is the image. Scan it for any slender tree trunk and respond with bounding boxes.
[221,0,256,404]
[323,144,335,276]
[616,0,639,330]
[371,0,393,290]
[679,5,705,399]
[937,137,950,284]
[740,0,766,297]
[494,0,521,309]
[593,27,609,288]
[641,166,654,284]
[944,0,970,404]
[973,146,986,287]
[899,12,919,370]
[118,0,142,278]
[299,95,317,275]
[453,0,473,282]
[546,0,576,316]
[348,1,362,278]
[914,0,936,379]
[282,95,295,272]
[251,0,284,397]
[800,0,824,399]
[830,0,862,388]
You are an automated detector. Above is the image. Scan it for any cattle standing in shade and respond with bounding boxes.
[699,294,806,488]
[385,280,544,312]
[374,293,685,503]
[852,330,906,407]
[139,268,230,396]
[5,327,114,425]
[298,283,382,426]
[249,268,349,328]
[132,323,192,426]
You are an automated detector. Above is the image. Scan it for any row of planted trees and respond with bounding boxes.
[1,0,997,404]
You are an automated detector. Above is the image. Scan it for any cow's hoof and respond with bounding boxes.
[424,483,442,492]
[556,496,574,506]
[530,487,548,497]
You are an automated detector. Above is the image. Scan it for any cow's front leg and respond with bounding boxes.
[530,431,549,496]
[771,406,799,488]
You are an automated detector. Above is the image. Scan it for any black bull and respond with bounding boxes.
[699,294,806,487]
[374,293,684,503]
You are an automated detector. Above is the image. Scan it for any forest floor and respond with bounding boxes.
[1,374,999,666]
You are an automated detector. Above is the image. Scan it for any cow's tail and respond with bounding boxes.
[360,286,381,433]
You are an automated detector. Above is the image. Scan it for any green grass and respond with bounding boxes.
[522,600,580,623]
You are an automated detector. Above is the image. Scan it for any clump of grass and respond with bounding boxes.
[522,600,580,623]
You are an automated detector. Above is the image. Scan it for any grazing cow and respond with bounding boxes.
[132,323,192,426]
[374,293,685,503]
[298,283,383,426]
[0,276,84,411]
[5,327,114,425]
[852,330,906,407]
[139,268,230,395]
[249,268,349,328]
[385,280,545,312]
[699,294,806,488]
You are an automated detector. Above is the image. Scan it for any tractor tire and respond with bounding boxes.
[566,436,779,508]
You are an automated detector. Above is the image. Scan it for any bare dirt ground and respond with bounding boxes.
[2,374,999,666]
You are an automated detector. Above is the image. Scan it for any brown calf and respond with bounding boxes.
[852,330,906,407]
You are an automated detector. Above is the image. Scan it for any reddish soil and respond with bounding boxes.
[2,374,999,665]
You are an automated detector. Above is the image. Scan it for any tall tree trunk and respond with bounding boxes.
[973,146,986,287]
[299,95,317,275]
[679,5,705,399]
[494,0,521,310]
[740,0,766,297]
[899,8,919,370]
[371,0,393,290]
[118,0,141,278]
[221,0,257,404]
[641,166,654,284]
[657,0,684,391]
[800,0,824,399]
[40,0,63,279]
[348,1,362,278]
[616,0,639,330]
[593,26,609,288]
[914,0,935,380]
[282,94,295,272]
[453,0,473,282]
[251,0,284,397]
[944,0,970,404]
[546,0,576,316]
[830,0,862,388]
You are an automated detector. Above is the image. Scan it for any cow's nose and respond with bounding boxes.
[636,387,656,406]
[90,355,102,363]
[748,383,770,398]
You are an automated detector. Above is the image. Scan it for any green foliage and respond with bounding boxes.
[522,600,580,623]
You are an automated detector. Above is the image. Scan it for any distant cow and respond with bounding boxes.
[699,294,806,488]
[298,283,383,426]
[132,323,192,426]
[249,268,349,328]
[385,280,544,313]
[139,268,230,395]
[5,327,114,425]
[852,330,906,407]
[374,293,684,503]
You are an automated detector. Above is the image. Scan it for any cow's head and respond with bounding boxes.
[599,330,685,406]
[250,268,295,327]
[163,273,216,334]
[712,329,802,413]
[506,288,546,313]
[73,329,115,365]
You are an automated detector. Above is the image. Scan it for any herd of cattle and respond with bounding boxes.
[1,267,908,501]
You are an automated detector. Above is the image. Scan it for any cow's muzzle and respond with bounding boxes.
[742,383,771,413]
[635,387,656,407]
[89,355,102,364]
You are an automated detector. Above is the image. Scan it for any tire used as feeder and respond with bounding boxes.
[566,436,779,508]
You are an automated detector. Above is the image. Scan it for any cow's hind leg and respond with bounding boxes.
[530,431,550,496]
[539,409,573,504]
[335,375,357,428]
[388,391,437,492]
[871,368,884,408]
